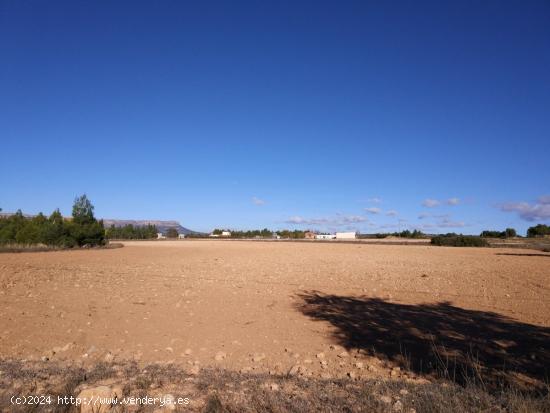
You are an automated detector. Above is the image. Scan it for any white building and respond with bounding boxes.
[335,232,356,239]
[157,233,166,239]
[315,234,335,240]
[221,231,231,237]
[178,234,186,239]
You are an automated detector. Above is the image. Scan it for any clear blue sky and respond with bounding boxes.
[1,1,549,234]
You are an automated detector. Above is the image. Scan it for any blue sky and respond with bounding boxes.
[1,0,549,234]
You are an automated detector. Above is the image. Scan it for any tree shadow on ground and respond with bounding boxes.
[296,291,550,391]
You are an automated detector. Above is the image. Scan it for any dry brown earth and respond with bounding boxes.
[1,240,549,388]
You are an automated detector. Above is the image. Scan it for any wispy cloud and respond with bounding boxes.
[284,214,367,226]
[414,211,465,229]
[438,218,466,228]
[368,197,382,204]
[422,197,461,208]
[334,215,368,225]
[418,212,450,220]
[369,216,465,231]
[414,219,466,230]
[422,199,440,208]
[365,207,381,214]
[285,216,318,225]
[385,210,398,217]
[498,195,550,221]
[251,197,265,206]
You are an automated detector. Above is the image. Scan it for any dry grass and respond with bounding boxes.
[0,360,548,413]
[0,242,123,253]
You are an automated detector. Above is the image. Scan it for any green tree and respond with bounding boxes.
[527,224,550,238]
[72,194,96,225]
[505,228,517,238]
[43,209,69,246]
[68,195,105,246]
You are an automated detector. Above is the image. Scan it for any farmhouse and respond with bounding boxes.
[315,234,335,240]
[335,231,356,239]
[304,231,316,239]
[157,232,166,239]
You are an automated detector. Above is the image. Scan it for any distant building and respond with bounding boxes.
[178,234,186,239]
[305,231,316,239]
[315,234,335,240]
[157,233,166,239]
[221,231,231,237]
[335,232,356,239]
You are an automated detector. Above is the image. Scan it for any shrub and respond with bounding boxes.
[431,235,488,247]
[480,230,505,238]
[480,228,517,238]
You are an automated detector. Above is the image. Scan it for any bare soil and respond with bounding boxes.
[1,241,549,390]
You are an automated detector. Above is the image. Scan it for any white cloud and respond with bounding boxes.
[422,199,440,208]
[418,213,450,220]
[438,218,466,228]
[498,196,550,221]
[365,207,381,214]
[413,220,466,230]
[252,197,265,206]
[284,215,320,225]
[284,214,367,227]
[338,215,368,224]
[368,197,382,204]
[385,210,398,217]
[414,212,466,229]
[422,197,461,207]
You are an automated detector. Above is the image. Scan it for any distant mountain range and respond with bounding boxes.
[102,219,197,235]
[0,213,198,235]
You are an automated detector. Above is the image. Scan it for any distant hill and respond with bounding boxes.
[0,212,36,219]
[102,219,197,235]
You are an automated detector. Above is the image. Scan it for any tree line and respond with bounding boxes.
[208,228,307,239]
[480,228,517,238]
[364,230,427,239]
[0,195,104,247]
[480,226,550,238]
[105,224,158,239]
